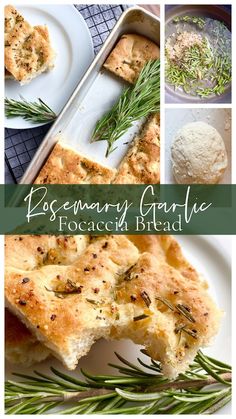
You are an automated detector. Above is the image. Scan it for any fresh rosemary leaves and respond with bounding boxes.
[5,97,57,123]
[173,15,206,30]
[91,59,160,156]
[166,17,231,98]
[5,350,231,414]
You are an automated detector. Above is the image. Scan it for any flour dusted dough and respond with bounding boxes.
[171,121,228,184]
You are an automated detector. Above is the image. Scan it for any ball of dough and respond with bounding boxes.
[171,121,228,184]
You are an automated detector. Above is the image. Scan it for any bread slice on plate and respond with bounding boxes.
[34,142,117,184]
[4,5,55,85]
[5,234,221,377]
[114,113,160,184]
[5,25,50,79]
[104,34,160,84]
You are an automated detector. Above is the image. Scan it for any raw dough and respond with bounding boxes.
[171,121,228,184]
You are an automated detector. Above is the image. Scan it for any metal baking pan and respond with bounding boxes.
[165,5,231,104]
[20,7,160,184]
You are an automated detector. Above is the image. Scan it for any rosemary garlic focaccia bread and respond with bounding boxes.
[5,25,50,79]
[34,142,117,184]
[114,113,160,184]
[104,34,160,84]
[5,235,89,365]
[5,236,139,370]
[4,5,55,85]
[5,235,221,377]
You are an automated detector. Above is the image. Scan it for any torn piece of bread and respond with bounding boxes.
[5,5,55,85]
[5,234,221,377]
[34,142,117,184]
[5,309,50,365]
[114,113,160,184]
[112,251,221,378]
[5,235,89,365]
[104,34,160,84]
[5,236,140,370]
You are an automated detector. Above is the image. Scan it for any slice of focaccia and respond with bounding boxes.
[5,235,90,365]
[5,234,221,378]
[34,142,117,184]
[5,236,140,370]
[104,34,160,84]
[4,5,55,85]
[114,113,160,184]
[5,25,50,79]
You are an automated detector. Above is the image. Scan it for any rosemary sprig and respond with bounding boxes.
[5,351,231,414]
[5,97,57,123]
[91,59,160,156]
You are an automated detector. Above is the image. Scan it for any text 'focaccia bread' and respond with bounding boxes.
[104,34,160,84]
[5,5,55,84]
[5,234,221,378]
[34,142,117,184]
[114,113,160,184]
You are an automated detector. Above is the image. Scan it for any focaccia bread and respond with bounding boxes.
[5,234,221,377]
[34,142,117,184]
[112,251,221,378]
[5,235,90,270]
[104,34,160,84]
[5,25,49,79]
[5,5,55,84]
[5,234,89,365]
[5,236,140,370]
[114,113,160,184]
[127,235,200,282]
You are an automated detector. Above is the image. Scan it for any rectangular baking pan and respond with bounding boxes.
[20,6,160,184]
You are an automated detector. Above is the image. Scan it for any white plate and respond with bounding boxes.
[5,235,231,414]
[4,4,94,129]
[165,108,232,184]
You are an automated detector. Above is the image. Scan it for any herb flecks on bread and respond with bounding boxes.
[5,235,221,378]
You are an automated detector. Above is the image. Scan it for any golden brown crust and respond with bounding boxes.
[113,252,220,376]
[114,114,160,184]
[5,25,49,79]
[4,5,55,84]
[5,234,221,376]
[104,34,160,84]
[5,235,90,270]
[5,234,89,365]
[34,143,117,184]
[127,235,200,283]
[5,236,139,369]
